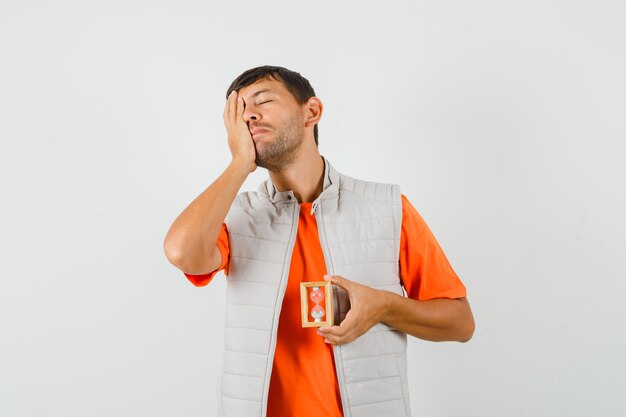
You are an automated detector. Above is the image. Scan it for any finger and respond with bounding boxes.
[317,324,344,337]
[228,91,238,126]
[324,274,352,291]
[223,92,230,123]
[236,96,245,124]
[224,90,236,124]
[318,309,358,337]
[323,335,340,345]
[321,328,355,346]
[318,328,344,345]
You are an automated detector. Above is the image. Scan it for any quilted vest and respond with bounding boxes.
[220,157,411,417]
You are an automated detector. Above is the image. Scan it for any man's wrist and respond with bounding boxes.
[228,157,254,177]
[377,289,397,324]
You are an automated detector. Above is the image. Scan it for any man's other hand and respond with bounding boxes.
[317,274,390,346]
[223,90,256,173]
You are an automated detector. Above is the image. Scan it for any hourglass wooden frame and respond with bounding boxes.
[300,281,334,328]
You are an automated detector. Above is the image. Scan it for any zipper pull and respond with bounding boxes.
[311,200,319,215]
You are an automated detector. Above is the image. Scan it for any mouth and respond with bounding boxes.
[250,128,270,139]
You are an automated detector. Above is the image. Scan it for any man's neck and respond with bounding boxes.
[268,145,325,203]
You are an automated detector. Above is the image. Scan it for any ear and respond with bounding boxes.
[304,97,323,128]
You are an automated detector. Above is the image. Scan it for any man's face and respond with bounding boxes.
[237,77,306,171]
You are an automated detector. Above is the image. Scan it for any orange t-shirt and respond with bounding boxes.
[185,195,466,417]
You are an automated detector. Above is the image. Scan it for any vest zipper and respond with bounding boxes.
[261,199,300,417]
[313,200,351,417]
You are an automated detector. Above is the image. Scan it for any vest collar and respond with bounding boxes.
[258,155,340,204]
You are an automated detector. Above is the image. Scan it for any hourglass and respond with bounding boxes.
[300,281,334,327]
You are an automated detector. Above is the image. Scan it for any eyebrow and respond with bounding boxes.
[249,88,273,99]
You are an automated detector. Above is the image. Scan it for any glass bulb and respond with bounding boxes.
[311,305,325,322]
[310,286,325,304]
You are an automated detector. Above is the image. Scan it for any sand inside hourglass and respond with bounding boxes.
[309,286,326,322]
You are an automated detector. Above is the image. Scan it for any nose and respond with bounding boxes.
[243,103,260,123]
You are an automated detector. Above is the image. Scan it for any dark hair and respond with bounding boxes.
[226,65,319,146]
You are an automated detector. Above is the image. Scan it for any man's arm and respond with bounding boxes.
[317,275,475,345]
[163,91,255,275]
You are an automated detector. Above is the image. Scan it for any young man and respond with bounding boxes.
[164,65,475,417]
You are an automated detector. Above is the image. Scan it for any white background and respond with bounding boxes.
[1,1,625,416]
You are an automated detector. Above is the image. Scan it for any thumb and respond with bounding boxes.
[324,274,352,290]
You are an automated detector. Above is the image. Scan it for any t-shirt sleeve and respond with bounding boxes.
[399,194,467,301]
[184,223,230,287]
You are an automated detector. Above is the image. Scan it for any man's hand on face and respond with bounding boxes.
[317,275,390,346]
[223,90,257,173]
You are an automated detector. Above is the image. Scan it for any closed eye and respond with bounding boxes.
[257,100,272,105]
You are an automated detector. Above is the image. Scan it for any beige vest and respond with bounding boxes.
[220,157,411,417]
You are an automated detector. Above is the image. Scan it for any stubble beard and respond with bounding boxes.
[254,113,304,172]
